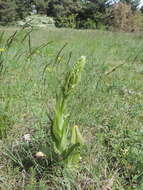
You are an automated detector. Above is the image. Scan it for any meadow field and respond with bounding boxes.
[0,27,143,190]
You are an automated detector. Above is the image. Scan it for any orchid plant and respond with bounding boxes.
[50,56,86,167]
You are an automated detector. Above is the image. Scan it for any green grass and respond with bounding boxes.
[0,27,143,190]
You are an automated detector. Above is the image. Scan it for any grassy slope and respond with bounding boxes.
[0,28,143,189]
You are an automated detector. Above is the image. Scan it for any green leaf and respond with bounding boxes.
[71,125,84,145]
[61,143,80,161]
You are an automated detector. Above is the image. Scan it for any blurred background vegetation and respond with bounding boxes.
[0,0,143,32]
